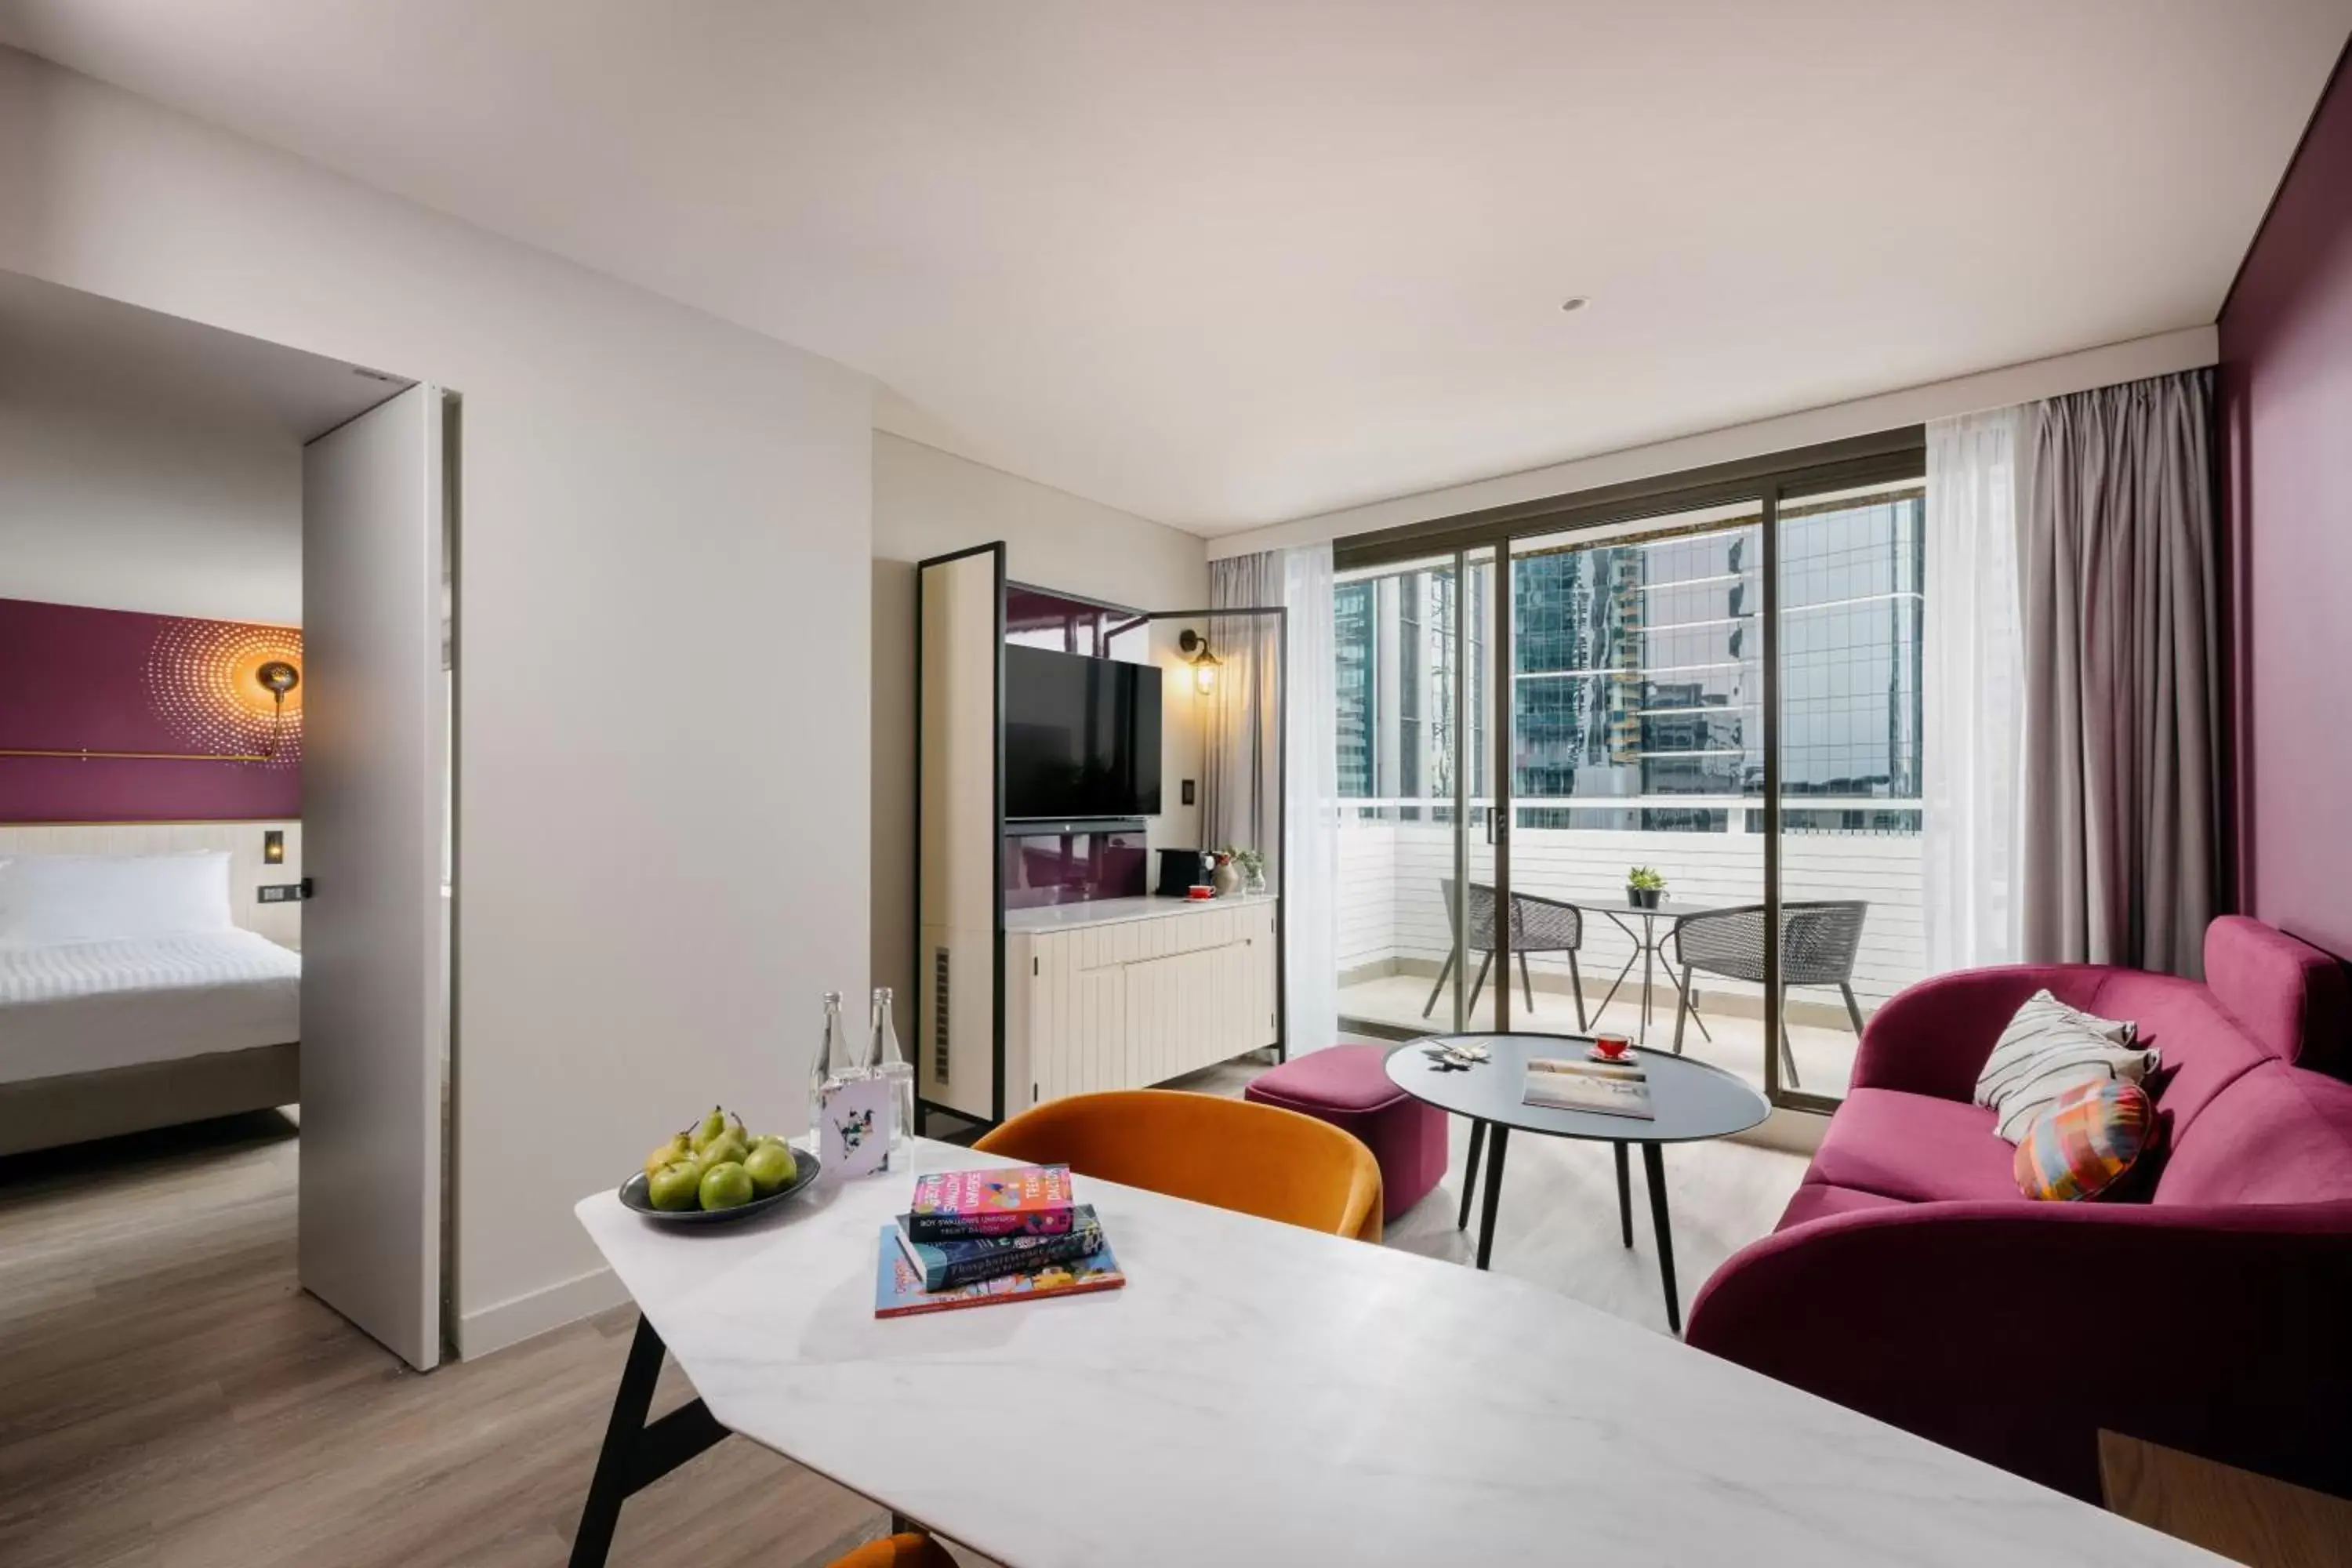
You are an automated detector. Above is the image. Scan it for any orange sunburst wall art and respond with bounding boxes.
[0,597,302,823]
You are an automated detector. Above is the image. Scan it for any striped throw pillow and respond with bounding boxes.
[1975,989,2158,1143]
[2014,1080,2156,1200]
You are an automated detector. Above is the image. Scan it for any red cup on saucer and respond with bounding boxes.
[1593,1031,1632,1062]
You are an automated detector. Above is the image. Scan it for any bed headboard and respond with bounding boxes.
[0,821,302,949]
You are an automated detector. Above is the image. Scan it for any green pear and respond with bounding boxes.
[688,1106,730,1152]
[742,1141,796,1196]
[647,1157,704,1211]
[699,1132,749,1170]
[698,1160,755,1210]
[643,1131,690,1181]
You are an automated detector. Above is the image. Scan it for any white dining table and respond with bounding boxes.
[571,1136,2212,1567]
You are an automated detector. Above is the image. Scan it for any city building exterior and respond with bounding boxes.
[1333,490,1926,834]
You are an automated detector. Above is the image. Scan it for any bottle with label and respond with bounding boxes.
[811,989,867,1142]
[871,986,914,1167]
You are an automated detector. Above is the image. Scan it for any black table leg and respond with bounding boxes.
[1457,1117,1487,1231]
[572,1314,732,1568]
[1474,1124,1510,1269]
[1641,1144,1680,1334]
[1613,1141,1632,1248]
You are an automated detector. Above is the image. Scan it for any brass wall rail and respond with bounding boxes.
[0,746,273,763]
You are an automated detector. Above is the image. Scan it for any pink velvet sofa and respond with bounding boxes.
[1685,916,2352,1502]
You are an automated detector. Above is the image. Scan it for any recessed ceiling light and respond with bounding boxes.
[1559,296,1590,314]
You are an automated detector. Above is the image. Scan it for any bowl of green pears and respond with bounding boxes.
[619,1105,821,1225]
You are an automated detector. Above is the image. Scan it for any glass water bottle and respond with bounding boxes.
[811,990,853,1138]
[871,987,914,1167]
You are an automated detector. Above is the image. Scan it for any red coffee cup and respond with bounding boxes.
[1595,1032,1632,1060]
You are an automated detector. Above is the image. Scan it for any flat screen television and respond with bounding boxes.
[1003,644,1163,820]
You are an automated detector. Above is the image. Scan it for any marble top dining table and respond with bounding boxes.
[575,1137,2212,1567]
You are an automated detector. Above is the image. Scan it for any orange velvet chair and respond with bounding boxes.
[973,1088,1385,1242]
[827,1533,956,1568]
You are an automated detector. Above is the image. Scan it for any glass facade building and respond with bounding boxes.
[1334,490,1924,833]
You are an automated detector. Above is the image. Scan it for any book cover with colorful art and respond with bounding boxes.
[905,1164,1076,1242]
[894,1204,1105,1292]
[873,1223,1125,1318]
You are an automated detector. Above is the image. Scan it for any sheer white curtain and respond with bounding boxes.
[1281,543,1338,1056]
[1922,408,2026,972]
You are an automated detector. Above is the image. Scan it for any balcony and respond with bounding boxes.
[1334,797,1925,1099]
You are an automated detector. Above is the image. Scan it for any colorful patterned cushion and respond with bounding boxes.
[2013,1080,2157,1201]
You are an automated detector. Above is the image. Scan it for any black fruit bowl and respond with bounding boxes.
[619,1149,823,1225]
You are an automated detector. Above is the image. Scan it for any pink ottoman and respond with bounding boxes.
[1245,1045,1446,1221]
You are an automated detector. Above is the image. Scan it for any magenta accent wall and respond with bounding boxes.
[2222,50,2352,959]
[0,597,301,823]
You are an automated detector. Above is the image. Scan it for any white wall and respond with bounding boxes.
[0,381,301,623]
[0,45,873,1356]
[871,431,1207,1007]
[1209,326,2218,558]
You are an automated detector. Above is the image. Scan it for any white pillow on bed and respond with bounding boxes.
[0,851,236,948]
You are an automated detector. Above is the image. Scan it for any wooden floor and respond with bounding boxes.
[0,1114,886,1568]
[0,1071,1806,1565]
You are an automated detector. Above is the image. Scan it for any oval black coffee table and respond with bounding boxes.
[1386,1033,1769,1333]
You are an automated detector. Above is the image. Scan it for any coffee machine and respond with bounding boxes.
[1153,847,1211,898]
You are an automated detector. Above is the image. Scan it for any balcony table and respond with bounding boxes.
[567,1136,2209,1568]
[1548,892,1720,1044]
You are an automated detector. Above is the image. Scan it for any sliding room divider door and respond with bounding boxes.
[298,383,449,1371]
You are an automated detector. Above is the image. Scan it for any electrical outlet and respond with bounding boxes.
[257,883,306,903]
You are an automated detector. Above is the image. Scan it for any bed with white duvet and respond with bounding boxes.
[0,850,300,1152]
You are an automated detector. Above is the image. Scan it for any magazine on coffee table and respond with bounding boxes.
[1523,1056,1657,1120]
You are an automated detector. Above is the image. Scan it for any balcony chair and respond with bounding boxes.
[1421,879,1588,1028]
[974,1089,1385,1241]
[1670,900,1869,1089]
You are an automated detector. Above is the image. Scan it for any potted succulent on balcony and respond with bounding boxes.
[1627,866,1666,910]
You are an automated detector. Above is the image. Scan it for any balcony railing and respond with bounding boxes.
[1335,796,1925,1090]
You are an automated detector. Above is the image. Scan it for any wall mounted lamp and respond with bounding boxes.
[256,659,300,759]
[263,829,285,865]
[1178,629,1220,696]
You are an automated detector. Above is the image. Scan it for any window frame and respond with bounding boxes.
[1332,426,1926,1115]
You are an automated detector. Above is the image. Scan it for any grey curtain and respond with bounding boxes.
[2019,369,2220,976]
[1204,553,1283,888]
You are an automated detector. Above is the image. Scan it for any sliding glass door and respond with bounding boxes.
[1766,476,1928,1106]
[1505,503,1767,1072]
[1334,547,1499,1036]
[1334,435,1929,1110]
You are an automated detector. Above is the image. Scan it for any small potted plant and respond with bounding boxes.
[1217,846,1265,897]
[1627,866,1666,910]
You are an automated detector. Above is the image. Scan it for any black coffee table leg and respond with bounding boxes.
[1642,1144,1680,1334]
[1613,1141,1632,1247]
[1475,1124,1511,1270]
[1457,1117,1487,1231]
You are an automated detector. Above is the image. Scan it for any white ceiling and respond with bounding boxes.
[3,1,2343,535]
[0,268,411,441]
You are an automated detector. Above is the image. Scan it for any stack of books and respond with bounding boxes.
[873,1163,1127,1317]
[1523,1054,1657,1120]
